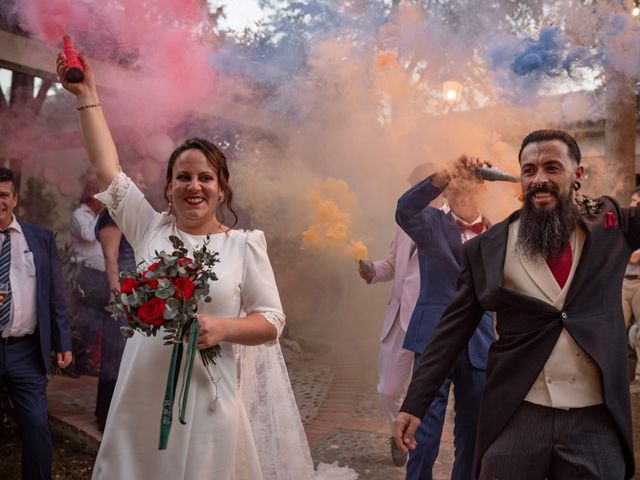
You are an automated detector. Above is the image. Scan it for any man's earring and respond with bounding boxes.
[573,181,581,192]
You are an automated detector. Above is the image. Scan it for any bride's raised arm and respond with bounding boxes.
[56,52,120,190]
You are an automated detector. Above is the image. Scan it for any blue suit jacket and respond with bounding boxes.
[21,222,71,373]
[396,176,494,369]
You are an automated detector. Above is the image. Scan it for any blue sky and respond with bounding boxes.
[212,0,267,31]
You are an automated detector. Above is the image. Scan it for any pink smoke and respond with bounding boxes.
[13,0,218,129]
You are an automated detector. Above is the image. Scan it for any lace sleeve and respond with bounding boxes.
[94,172,131,212]
[93,171,163,254]
[261,311,285,339]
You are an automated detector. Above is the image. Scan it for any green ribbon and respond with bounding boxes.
[179,320,200,424]
[158,341,183,450]
[158,318,200,450]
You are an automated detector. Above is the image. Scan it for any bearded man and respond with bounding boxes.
[394,129,635,480]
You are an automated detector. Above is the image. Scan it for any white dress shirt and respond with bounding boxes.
[70,203,105,271]
[1,216,38,338]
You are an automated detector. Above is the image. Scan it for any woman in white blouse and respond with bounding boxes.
[56,53,353,480]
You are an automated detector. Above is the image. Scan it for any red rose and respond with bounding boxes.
[604,211,618,229]
[138,297,166,326]
[142,262,159,289]
[120,277,140,294]
[178,258,197,272]
[173,277,195,301]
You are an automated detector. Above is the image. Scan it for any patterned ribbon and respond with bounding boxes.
[0,230,12,332]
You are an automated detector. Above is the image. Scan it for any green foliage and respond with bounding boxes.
[108,235,221,365]
[53,239,84,375]
[16,176,60,231]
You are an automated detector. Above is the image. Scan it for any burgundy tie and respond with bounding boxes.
[455,220,484,235]
[546,244,572,288]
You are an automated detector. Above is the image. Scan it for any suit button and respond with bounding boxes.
[561,311,567,319]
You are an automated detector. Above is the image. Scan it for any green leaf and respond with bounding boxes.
[166,297,181,311]
[156,280,175,299]
[120,327,135,338]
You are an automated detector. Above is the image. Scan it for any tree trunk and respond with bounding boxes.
[604,70,637,203]
[598,0,637,204]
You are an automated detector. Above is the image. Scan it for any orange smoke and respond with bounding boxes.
[375,49,399,71]
[302,178,369,261]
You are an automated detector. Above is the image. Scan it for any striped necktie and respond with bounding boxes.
[0,230,12,331]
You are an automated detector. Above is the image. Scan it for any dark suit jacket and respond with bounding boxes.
[396,176,494,369]
[400,197,636,478]
[21,222,71,373]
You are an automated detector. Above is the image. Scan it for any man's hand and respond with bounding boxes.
[57,351,72,369]
[393,412,421,453]
[432,155,490,190]
[358,262,375,283]
[56,52,98,102]
[450,155,489,180]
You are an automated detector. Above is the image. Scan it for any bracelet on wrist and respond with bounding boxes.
[76,102,101,111]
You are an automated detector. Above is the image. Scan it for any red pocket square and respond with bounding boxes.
[604,212,618,229]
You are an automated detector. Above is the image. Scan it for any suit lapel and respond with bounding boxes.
[20,223,41,282]
[564,215,595,307]
[479,211,557,311]
[479,212,514,292]
[444,211,463,263]
[510,221,560,304]
[20,222,34,252]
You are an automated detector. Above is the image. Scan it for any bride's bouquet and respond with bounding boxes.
[107,235,220,449]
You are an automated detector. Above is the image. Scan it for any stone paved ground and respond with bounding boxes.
[299,344,453,480]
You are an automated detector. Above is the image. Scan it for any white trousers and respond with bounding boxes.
[622,277,640,379]
[377,314,414,433]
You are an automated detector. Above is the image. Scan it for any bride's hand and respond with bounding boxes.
[56,52,99,102]
[197,315,227,350]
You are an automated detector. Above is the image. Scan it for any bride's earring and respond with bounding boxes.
[168,195,173,214]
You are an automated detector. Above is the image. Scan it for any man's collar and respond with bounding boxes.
[0,215,21,234]
[451,210,482,225]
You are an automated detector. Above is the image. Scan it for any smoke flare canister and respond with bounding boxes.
[358,259,375,275]
[63,35,84,83]
[479,166,519,183]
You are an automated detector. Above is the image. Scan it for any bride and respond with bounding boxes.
[57,52,356,480]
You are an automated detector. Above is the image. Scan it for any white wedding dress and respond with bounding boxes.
[93,173,356,480]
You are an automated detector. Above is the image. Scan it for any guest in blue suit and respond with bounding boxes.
[0,167,72,480]
[396,156,495,480]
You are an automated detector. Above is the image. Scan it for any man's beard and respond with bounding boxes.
[516,184,580,260]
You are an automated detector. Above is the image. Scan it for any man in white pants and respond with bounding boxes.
[359,165,437,466]
[623,186,640,394]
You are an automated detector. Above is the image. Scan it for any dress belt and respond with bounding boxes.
[0,333,34,344]
[624,274,640,280]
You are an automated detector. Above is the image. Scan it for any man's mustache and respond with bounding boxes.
[525,183,559,201]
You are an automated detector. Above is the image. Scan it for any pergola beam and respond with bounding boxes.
[0,30,271,132]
